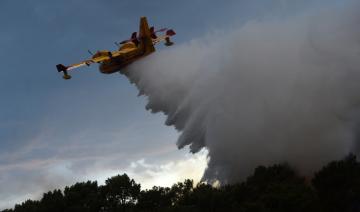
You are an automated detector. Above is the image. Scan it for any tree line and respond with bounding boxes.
[3,154,360,212]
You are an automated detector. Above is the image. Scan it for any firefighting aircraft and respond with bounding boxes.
[56,17,175,79]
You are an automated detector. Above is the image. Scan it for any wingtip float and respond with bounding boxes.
[56,17,176,80]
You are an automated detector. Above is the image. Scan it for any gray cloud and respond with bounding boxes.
[0,118,183,209]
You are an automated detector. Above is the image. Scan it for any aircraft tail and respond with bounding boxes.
[139,17,155,55]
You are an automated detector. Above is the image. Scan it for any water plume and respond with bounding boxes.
[125,2,360,183]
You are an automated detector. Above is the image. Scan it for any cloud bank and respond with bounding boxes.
[126,1,360,183]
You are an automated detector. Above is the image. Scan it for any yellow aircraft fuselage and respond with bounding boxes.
[97,43,150,74]
[96,17,155,74]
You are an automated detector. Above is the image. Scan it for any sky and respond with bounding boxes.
[0,0,341,209]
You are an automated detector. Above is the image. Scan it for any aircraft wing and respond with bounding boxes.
[56,54,112,79]
[64,60,93,71]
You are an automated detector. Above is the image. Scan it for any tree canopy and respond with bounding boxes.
[3,154,360,212]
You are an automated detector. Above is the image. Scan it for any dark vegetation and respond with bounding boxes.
[3,154,360,212]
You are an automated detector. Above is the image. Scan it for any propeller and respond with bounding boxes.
[120,32,138,44]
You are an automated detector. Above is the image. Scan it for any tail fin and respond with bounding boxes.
[139,17,155,55]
